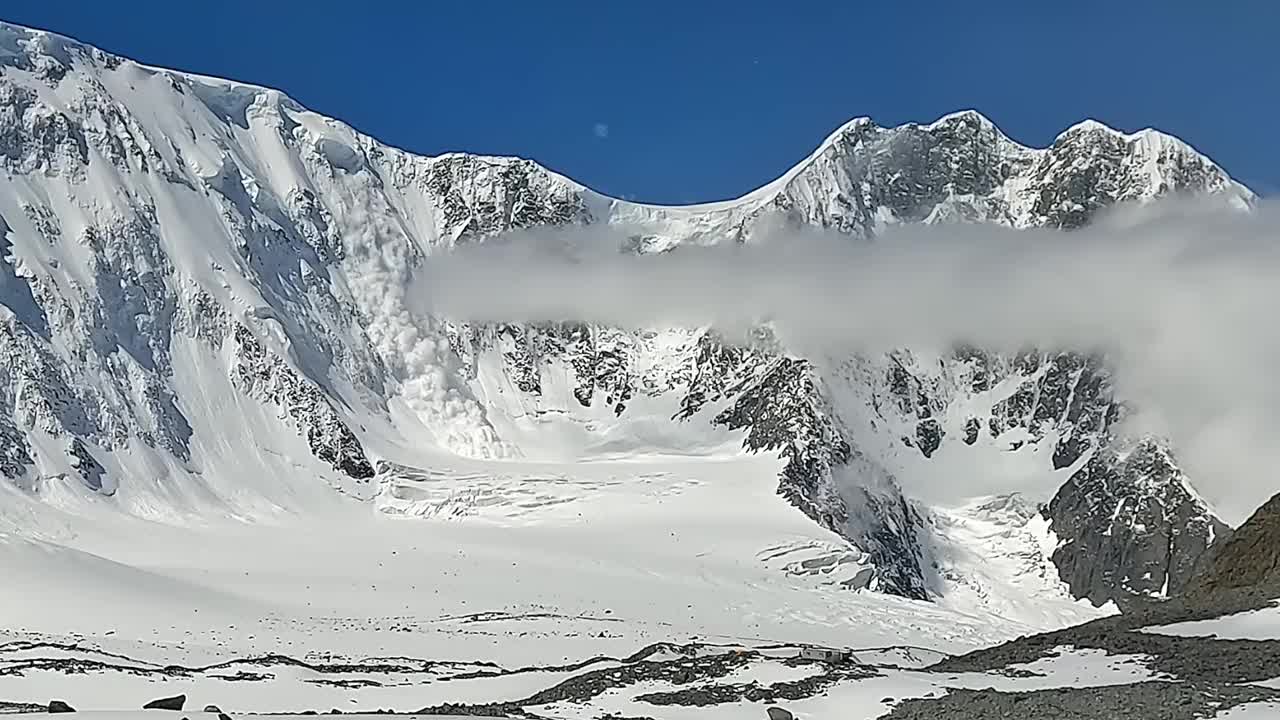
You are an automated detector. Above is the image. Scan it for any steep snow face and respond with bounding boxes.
[0,21,1243,611]
[0,21,590,503]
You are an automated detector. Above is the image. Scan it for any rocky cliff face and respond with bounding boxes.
[1046,441,1229,606]
[0,21,1248,606]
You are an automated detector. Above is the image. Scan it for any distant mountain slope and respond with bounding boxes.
[1187,491,1280,600]
[0,20,1249,608]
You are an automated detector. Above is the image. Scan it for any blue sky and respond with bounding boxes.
[5,1,1277,202]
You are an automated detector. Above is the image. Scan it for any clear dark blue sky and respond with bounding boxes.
[6,1,1277,202]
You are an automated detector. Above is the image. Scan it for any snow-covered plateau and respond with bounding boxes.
[0,19,1269,719]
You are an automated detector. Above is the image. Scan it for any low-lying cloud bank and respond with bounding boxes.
[412,198,1280,524]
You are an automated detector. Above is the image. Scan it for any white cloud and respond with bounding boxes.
[412,198,1280,523]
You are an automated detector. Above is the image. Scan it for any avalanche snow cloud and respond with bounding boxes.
[415,198,1280,523]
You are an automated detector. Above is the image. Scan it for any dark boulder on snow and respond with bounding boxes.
[143,694,186,711]
[48,700,75,713]
[766,707,795,720]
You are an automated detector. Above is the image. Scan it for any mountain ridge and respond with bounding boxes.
[3,19,1253,216]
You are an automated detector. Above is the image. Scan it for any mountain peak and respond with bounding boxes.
[1060,117,1117,136]
[1056,118,1224,164]
[924,109,999,130]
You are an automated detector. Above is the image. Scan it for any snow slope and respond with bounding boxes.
[0,449,1105,714]
[1140,603,1280,641]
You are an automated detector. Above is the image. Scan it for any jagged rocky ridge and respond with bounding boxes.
[0,22,1250,604]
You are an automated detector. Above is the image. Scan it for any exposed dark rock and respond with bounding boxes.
[1045,440,1227,606]
[416,705,506,717]
[932,582,1280,686]
[766,707,795,720]
[1026,121,1236,229]
[231,325,375,480]
[497,324,540,395]
[1187,491,1280,600]
[881,682,1278,720]
[0,701,46,713]
[676,331,768,420]
[420,155,588,244]
[0,80,89,177]
[47,700,75,713]
[0,418,32,480]
[142,694,186,711]
[712,358,850,529]
[416,651,753,715]
[635,661,875,707]
[884,354,946,459]
[846,485,929,599]
[67,438,105,491]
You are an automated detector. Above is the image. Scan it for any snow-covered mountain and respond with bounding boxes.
[0,19,1248,617]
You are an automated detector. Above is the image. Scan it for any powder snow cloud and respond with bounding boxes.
[412,198,1280,523]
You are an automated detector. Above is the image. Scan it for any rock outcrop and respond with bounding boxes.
[1186,491,1280,600]
[1045,441,1229,606]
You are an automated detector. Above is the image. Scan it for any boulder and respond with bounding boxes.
[143,695,187,711]
[48,701,75,713]
[766,707,794,720]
